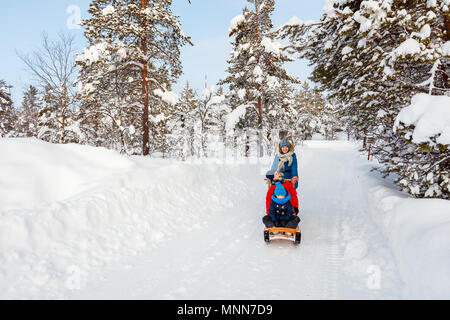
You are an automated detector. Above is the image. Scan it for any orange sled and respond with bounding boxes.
[264,226,301,245]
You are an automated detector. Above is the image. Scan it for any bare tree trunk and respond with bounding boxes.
[258,96,264,157]
[255,0,264,158]
[61,113,66,144]
[114,66,126,153]
[59,89,67,144]
[245,128,250,157]
[141,0,150,156]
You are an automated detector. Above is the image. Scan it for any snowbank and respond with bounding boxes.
[0,138,253,299]
[0,138,134,212]
[394,93,450,145]
[367,186,450,299]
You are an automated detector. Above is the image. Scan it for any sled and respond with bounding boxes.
[264,226,301,245]
[263,178,301,245]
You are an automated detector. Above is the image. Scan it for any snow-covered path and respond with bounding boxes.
[66,141,403,300]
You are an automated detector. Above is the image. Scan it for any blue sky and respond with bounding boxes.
[1,0,326,105]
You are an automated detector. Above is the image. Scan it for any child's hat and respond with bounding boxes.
[274,182,287,196]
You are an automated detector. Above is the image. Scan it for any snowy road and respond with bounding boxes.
[67,141,403,299]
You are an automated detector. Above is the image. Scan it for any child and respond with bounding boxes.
[265,171,299,216]
[263,182,300,229]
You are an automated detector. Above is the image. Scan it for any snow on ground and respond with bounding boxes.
[0,138,134,212]
[0,138,256,299]
[0,138,449,299]
[368,187,450,299]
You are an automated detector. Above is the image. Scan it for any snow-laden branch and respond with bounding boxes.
[154,89,179,106]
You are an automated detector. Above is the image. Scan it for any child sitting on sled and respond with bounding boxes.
[263,181,300,229]
[265,170,299,216]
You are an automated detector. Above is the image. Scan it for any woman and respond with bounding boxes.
[267,138,299,189]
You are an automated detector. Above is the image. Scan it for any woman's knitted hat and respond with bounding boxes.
[280,139,291,148]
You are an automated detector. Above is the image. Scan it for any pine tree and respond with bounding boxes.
[290,82,330,141]
[167,81,198,159]
[191,85,227,158]
[79,0,192,155]
[369,0,450,198]
[207,85,232,157]
[38,85,79,143]
[281,0,450,199]
[0,80,16,137]
[219,0,299,156]
[149,93,172,157]
[76,41,141,153]
[17,85,41,137]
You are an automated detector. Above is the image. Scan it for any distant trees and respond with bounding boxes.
[17,32,78,143]
[17,85,41,137]
[4,0,342,163]
[0,80,16,137]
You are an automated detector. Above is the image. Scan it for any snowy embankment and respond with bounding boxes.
[367,186,450,299]
[0,138,252,299]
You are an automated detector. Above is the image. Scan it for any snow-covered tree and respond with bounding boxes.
[149,92,175,157]
[290,82,322,141]
[389,94,450,199]
[281,0,450,199]
[371,0,450,198]
[192,85,227,158]
[0,80,16,137]
[76,41,141,153]
[219,0,299,156]
[38,85,79,144]
[79,0,192,155]
[16,85,41,137]
[167,81,198,159]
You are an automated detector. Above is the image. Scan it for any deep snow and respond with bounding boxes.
[0,138,449,299]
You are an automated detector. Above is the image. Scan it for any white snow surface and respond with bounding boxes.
[342,46,353,55]
[284,16,316,27]
[102,5,115,16]
[225,104,247,134]
[442,41,450,56]
[368,187,450,299]
[0,139,134,212]
[411,24,431,40]
[394,93,450,145]
[393,38,421,57]
[1,139,449,299]
[76,42,109,66]
[261,37,282,57]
